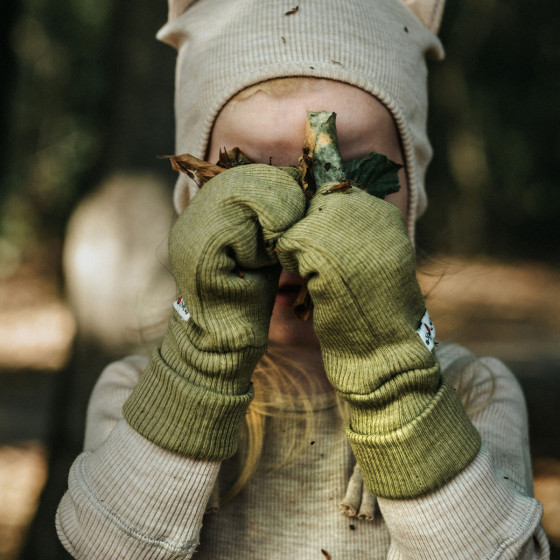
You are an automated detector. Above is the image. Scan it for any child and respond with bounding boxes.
[56,0,550,558]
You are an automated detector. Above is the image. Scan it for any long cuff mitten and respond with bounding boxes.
[124,165,305,459]
[277,184,481,498]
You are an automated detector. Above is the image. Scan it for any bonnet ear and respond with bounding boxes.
[166,0,196,21]
[162,1,445,37]
[165,0,445,33]
[157,0,197,48]
[398,0,446,33]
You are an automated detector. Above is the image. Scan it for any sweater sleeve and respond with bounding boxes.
[377,346,550,559]
[56,357,221,559]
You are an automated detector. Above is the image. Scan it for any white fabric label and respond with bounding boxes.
[173,295,191,322]
[416,309,436,351]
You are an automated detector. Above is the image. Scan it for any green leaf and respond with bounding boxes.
[342,152,402,199]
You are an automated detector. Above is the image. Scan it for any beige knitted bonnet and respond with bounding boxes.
[158,0,446,239]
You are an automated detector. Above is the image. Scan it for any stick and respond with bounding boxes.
[295,111,345,319]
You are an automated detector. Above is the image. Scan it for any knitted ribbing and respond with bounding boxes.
[156,0,444,241]
[123,165,306,459]
[276,186,481,498]
[57,346,547,559]
[57,419,221,559]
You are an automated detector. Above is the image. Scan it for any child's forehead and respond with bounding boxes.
[209,80,401,166]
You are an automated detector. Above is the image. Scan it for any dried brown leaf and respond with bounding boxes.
[321,180,354,195]
[293,279,313,321]
[159,153,223,187]
[217,147,253,169]
[159,148,254,188]
[298,146,316,199]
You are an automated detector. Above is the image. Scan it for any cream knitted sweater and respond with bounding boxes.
[56,343,549,559]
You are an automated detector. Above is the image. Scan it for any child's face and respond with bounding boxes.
[207,80,408,350]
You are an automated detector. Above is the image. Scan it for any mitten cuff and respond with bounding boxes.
[123,311,261,460]
[123,350,255,459]
[346,376,481,499]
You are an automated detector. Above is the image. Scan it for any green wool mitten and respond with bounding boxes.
[123,164,306,459]
[276,185,481,499]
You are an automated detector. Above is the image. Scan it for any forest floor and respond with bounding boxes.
[0,256,559,559]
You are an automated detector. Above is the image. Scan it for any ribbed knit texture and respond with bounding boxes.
[156,0,444,241]
[123,165,306,459]
[57,420,221,559]
[380,445,548,559]
[277,186,481,498]
[56,346,548,559]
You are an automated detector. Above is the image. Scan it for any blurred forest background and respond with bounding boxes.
[0,0,559,559]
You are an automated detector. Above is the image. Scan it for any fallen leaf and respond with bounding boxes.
[159,148,253,188]
[342,152,402,199]
[293,279,312,320]
[321,180,353,195]
[217,147,253,169]
[159,153,222,187]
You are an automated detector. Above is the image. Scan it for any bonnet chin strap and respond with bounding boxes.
[341,462,378,521]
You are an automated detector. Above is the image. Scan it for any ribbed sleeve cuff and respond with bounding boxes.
[346,376,481,499]
[379,445,549,559]
[123,346,255,459]
[56,420,220,559]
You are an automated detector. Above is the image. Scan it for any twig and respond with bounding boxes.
[295,111,345,319]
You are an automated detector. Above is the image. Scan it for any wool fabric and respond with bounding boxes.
[56,345,548,558]
[276,185,481,497]
[123,165,306,458]
[157,0,445,241]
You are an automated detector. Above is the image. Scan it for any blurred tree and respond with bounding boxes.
[1,0,175,280]
[11,1,176,558]
[418,0,560,263]
[2,0,112,275]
